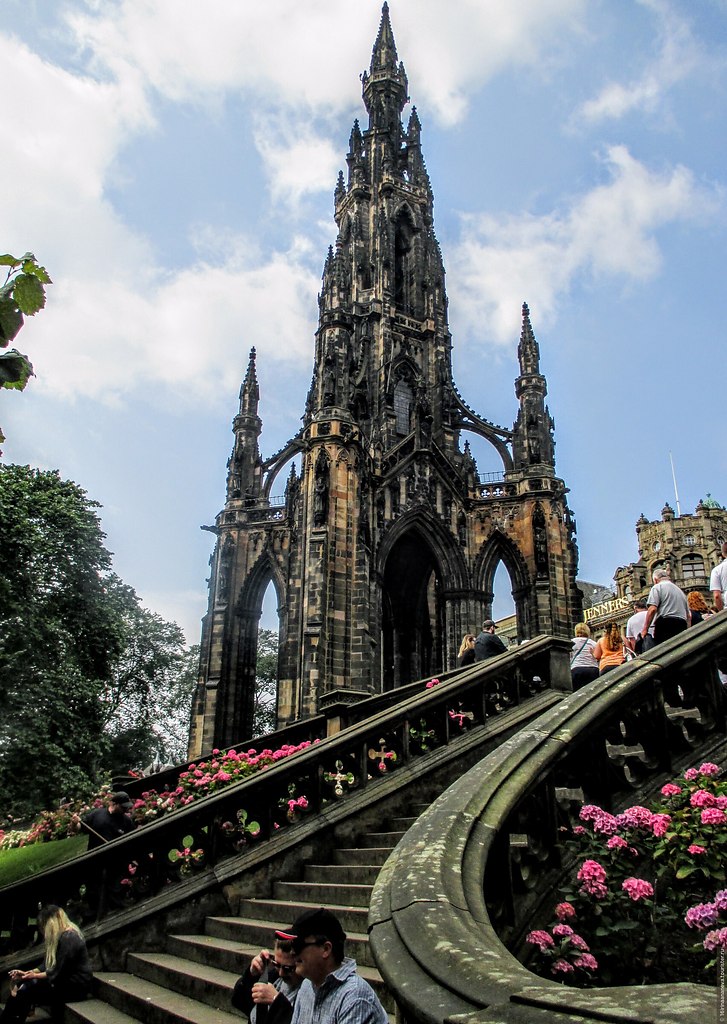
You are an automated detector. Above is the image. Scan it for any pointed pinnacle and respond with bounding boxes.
[371,2,398,73]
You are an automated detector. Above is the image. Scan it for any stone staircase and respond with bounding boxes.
[65,816,418,1023]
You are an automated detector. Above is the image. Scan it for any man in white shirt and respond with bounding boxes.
[710,542,727,612]
[640,568,690,645]
[625,600,653,654]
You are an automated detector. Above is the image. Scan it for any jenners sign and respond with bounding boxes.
[583,596,630,622]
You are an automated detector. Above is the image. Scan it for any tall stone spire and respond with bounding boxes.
[512,303,554,471]
[227,347,262,502]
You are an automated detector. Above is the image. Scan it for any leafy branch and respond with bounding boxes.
[0,251,52,443]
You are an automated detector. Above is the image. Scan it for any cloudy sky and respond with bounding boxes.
[2,0,725,643]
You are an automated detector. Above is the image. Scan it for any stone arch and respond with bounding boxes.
[378,508,469,689]
[392,204,420,315]
[475,530,534,640]
[214,551,288,745]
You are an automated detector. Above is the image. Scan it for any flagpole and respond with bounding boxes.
[669,451,682,517]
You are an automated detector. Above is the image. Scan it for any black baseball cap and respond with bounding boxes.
[275,908,346,950]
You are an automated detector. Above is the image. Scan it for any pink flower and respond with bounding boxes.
[685,902,719,930]
[714,890,727,912]
[703,928,727,952]
[607,835,628,850]
[572,825,586,836]
[555,902,576,921]
[551,959,574,974]
[688,844,707,855]
[569,934,589,951]
[697,762,721,777]
[622,877,654,901]
[616,805,654,830]
[577,859,607,884]
[661,783,682,797]
[526,930,554,951]
[552,924,574,938]
[701,807,727,825]
[690,789,716,808]
[573,953,598,970]
[425,678,440,688]
[577,859,609,898]
[651,813,671,837]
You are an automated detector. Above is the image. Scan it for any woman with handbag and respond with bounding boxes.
[570,622,599,689]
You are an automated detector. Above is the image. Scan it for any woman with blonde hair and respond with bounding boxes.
[570,622,599,689]
[457,633,477,668]
[592,622,626,675]
[3,905,92,1022]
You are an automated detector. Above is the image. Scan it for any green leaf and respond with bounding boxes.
[13,273,46,315]
[0,254,20,268]
[0,349,33,389]
[675,865,697,879]
[22,259,52,285]
[0,295,23,343]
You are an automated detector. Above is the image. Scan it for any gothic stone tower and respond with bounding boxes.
[189,4,581,755]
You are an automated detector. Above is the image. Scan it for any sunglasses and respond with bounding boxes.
[273,962,297,974]
[293,938,327,954]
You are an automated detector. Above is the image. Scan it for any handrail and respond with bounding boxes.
[368,614,727,1024]
[0,635,569,961]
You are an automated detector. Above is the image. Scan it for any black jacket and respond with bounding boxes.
[474,630,507,661]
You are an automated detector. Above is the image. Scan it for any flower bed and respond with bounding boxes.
[0,740,314,852]
[526,761,726,986]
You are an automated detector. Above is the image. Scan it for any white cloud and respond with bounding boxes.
[576,0,703,123]
[447,145,719,346]
[253,115,341,210]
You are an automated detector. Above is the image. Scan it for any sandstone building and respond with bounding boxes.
[189,4,582,755]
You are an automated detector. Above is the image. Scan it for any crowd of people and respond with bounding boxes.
[569,545,727,688]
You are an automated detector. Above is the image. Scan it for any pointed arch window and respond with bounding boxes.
[394,380,413,435]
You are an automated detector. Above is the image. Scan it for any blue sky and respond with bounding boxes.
[2,0,726,642]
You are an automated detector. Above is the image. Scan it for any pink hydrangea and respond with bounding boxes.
[574,953,598,970]
[697,763,721,777]
[701,807,727,826]
[552,924,574,938]
[425,678,440,688]
[622,877,654,901]
[577,859,608,899]
[569,934,589,951]
[690,789,716,808]
[526,930,554,951]
[572,825,586,836]
[607,835,628,850]
[651,813,671,837]
[555,902,576,921]
[685,902,720,930]
[660,782,682,797]
[616,805,654,830]
[703,928,727,952]
[714,890,727,911]
[687,844,707,855]
[551,959,574,974]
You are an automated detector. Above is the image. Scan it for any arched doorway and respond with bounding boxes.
[382,531,443,690]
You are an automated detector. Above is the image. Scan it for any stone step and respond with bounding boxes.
[127,952,238,1010]
[229,899,370,939]
[304,862,381,884]
[389,816,418,831]
[334,847,393,866]
[167,933,248,974]
[206,916,376,968]
[358,830,406,848]
[66,999,138,1024]
[92,971,241,1024]
[274,879,374,907]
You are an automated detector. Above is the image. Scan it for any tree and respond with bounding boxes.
[0,465,189,817]
[253,629,278,737]
[0,253,51,445]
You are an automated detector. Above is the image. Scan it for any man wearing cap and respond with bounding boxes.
[232,935,302,1024]
[82,791,136,850]
[474,619,507,662]
[280,908,387,1024]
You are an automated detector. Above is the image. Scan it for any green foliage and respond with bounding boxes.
[253,628,278,736]
[0,465,189,817]
[0,252,51,442]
